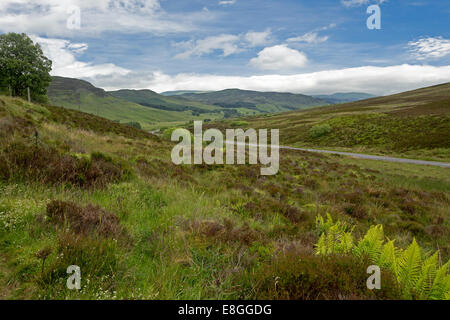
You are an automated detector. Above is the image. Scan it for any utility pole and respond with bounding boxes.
[27,87,31,102]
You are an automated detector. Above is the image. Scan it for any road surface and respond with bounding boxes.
[224,141,450,168]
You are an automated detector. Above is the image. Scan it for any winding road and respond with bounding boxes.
[224,141,450,168]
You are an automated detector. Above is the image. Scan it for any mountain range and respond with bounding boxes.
[48,76,378,130]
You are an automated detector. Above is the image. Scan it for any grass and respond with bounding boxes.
[0,94,448,300]
[214,83,450,162]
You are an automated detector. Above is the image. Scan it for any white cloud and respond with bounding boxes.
[175,29,272,59]
[92,65,450,97]
[30,36,130,79]
[287,24,336,44]
[341,0,387,7]
[409,37,450,60]
[244,29,272,47]
[0,0,203,36]
[175,34,242,59]
[250,45,308,70]
[287,32,329,44]
[218,0,236,6]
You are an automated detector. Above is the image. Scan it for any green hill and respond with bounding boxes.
[108,89,222,113]
[161,90,210,96]
[48,77,221,130]
[313,92,376,104]
[224,82,450,161]
[178,89,327,113]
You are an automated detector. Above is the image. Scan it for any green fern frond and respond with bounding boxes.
[415,252,439,300]
[378,240,397,271]
[315,233,327,256]
[429,261,449,300]
[353,225,384,263]
[397,239,423,299]
[313,215,449,300]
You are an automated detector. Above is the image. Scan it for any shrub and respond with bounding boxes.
[309,124,332,139]
[0,142,131,188]
[125,121,142,130]
[230,120,249,128]
[237,252,400,300]
[46,200,123,238]
[162,127,193,141]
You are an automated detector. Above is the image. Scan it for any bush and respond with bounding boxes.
[237,253,400,300]
[230,121,249,128]
[125,121,142,130]
[0,141,131,188]
[309,124,332,139]
[46,200,123,238]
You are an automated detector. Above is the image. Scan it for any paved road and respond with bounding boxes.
[225,141,450,168]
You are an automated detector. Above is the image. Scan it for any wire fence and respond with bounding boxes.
[0,85,32,102]
[0,85,11,95]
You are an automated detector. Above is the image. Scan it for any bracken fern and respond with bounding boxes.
[314,214,449,300]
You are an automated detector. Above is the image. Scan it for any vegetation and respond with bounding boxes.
[0,94,448,300]
[315,214,449,300]
[178,88,327,114]
[214,82,450,162]
[309,124,332,139]
[313,92,376,104]
[0,33,52,103]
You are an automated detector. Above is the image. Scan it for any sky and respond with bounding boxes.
[0,0,449,95]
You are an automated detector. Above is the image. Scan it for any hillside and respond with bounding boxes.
[48,77,222,130]
[178,89,327,113]
[211,82,450,162]
[313,92,376,104]
[108,89,222,114]
[161,90,210,96]
[0,94,448,300]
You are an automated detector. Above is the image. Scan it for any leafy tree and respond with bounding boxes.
[0,33,52,102]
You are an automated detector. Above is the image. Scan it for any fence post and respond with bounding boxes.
[27,87,31,102]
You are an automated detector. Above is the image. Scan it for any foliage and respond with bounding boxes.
[315,214,450,300]
[309,123,332,139]
[0,33,52,102]
[125,121,142,130]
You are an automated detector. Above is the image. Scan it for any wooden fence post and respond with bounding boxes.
[27,87,31,102]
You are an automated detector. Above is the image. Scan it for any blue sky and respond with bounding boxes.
[0,0,449,94]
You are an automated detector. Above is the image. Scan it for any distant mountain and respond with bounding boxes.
[312,92,376,104]
[108,89,221,114]
[178,89,327,113]
[47,77,206,129]
[161,90,210,96]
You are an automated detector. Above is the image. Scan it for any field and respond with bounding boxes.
[217,83,450,162]
[0,95,448,299]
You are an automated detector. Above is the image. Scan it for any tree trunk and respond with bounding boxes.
[8,84,11,97]
[27,87,31,102]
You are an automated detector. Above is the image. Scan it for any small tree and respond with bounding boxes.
[309,124,332,139]
[0,33,52,102]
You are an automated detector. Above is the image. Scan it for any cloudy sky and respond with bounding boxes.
[0,0,449,95]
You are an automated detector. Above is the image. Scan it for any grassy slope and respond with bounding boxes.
[0,95,448,300]
[313,92,376,104]
[178,89,328,113]
[222,82,450,162]
[108,89,222,112]
[48,77,222,130]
